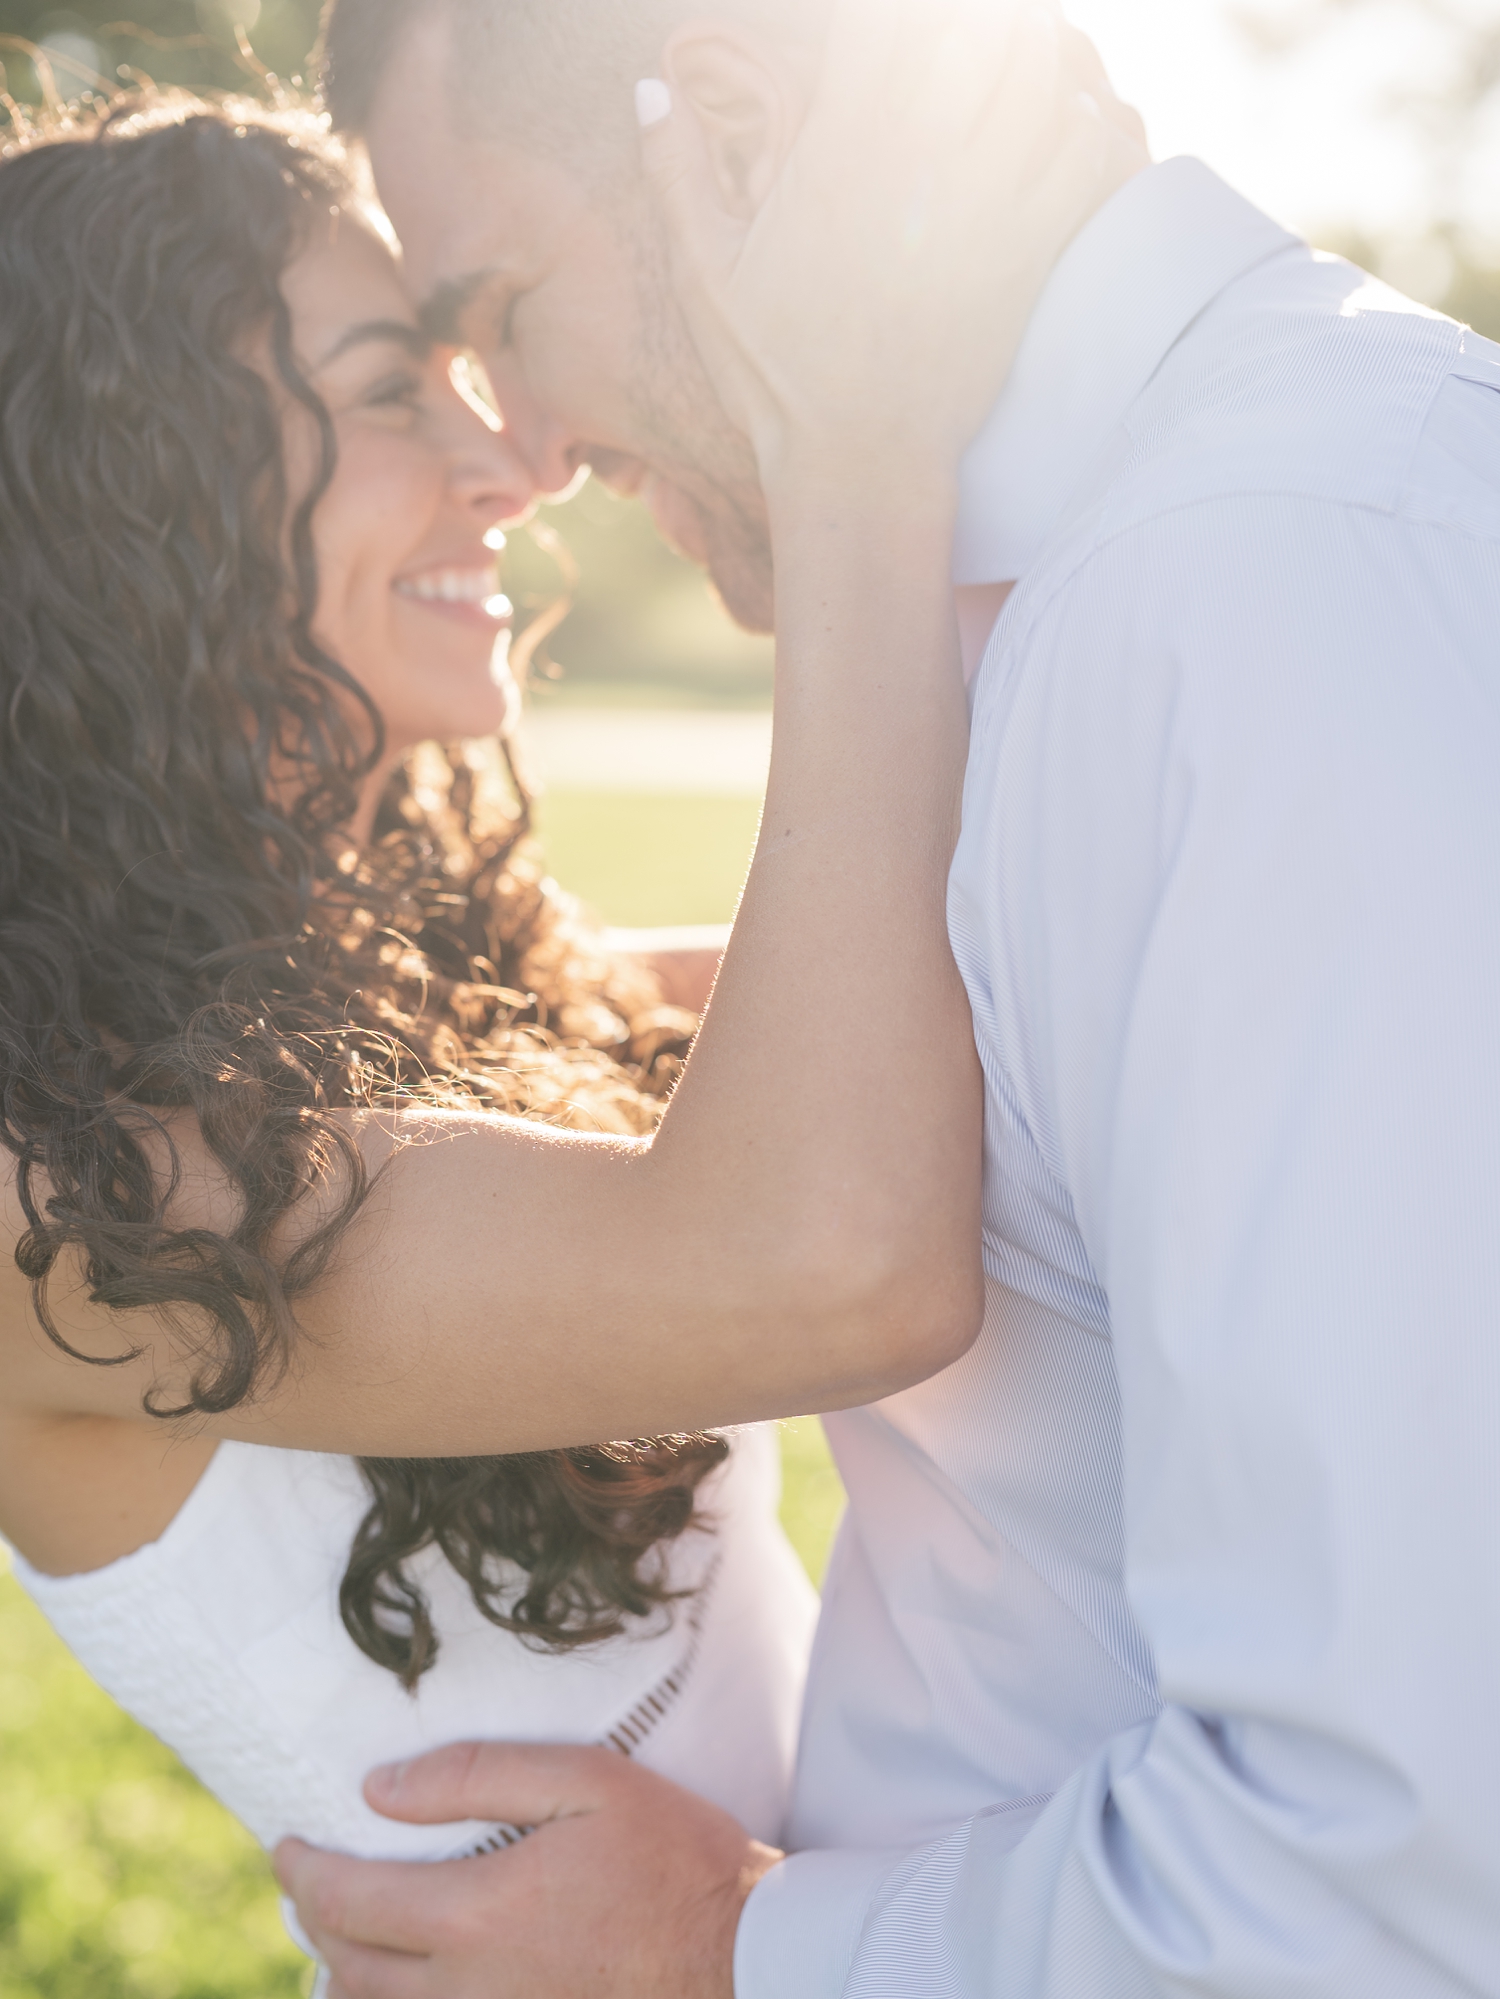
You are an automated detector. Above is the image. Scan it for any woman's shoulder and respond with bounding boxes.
[0,1142,230,1574]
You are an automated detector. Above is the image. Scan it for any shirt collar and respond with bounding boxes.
[953,157,1301,584]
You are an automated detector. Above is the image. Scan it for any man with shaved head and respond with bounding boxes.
[276,3,1500,1994]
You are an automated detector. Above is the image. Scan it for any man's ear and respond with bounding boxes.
[660,23,812,217]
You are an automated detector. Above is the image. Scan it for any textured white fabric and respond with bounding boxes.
[14,1427,816,1968]
[738,159,1500,1997]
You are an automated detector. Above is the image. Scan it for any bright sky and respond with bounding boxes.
[1067,0,1491,246]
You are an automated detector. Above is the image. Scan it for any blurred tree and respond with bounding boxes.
[1232,0,1500,336]
[1235,0,1499,93]
[1233,0,1499,223]
[0,0,321,104]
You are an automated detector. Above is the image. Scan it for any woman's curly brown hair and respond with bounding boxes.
[0,92,727,1691]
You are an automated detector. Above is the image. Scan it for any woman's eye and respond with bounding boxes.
[364,372,424,412]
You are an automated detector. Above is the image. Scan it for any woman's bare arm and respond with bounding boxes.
[1,488,978,1457]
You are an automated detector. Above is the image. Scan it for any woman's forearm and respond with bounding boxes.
[652,472,982,1365]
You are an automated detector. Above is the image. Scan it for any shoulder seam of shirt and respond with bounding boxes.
[996,485,1500,677]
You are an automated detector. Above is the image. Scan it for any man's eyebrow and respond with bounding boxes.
[419,271,499,347]
[315,319,431,369]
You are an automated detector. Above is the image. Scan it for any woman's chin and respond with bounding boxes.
[382,663,516,751]
[376,621,519,746]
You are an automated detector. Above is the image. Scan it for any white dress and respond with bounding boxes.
[14,1426,817,1983]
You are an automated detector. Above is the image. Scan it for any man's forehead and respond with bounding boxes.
[365,88,593,310]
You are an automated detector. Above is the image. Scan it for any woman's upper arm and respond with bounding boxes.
[1,1108,976,1460]
[228,1110,972,1457]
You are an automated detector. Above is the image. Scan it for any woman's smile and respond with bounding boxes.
[393,559,514,627]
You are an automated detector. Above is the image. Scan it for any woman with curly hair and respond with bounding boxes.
[0,89,817,1895]
[0,21,1112,1981]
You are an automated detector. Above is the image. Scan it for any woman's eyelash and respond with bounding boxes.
[365,371,424,409]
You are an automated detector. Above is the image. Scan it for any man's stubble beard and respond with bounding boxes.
[626,212,776,634]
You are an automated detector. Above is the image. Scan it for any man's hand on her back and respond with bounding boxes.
[274,1742,782,1998]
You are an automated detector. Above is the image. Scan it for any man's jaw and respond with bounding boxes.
[701,515,776,635]
[640,474,774,633]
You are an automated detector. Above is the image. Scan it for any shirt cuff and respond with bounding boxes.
[734,1847,905,1999]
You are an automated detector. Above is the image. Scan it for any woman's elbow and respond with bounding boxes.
[774,1227,985,1406]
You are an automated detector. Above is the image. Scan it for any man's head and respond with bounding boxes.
[321,1,1144,631]
[322,0,831,628]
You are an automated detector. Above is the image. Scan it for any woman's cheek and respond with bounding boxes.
[316,433,439,640]
[334,427,438,557]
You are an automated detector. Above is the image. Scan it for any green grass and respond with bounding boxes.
[1,773,845,1995]
[0,1549,311,1999]
[776,1419,846,1589]
[535,790,763,928]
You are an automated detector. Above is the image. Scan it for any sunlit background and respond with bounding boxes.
[1077,0,1498,245]
[2,3,1497,1993]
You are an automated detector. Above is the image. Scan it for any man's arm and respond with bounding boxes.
[742,494,1500,1996]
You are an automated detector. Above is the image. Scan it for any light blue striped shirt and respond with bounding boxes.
[737,158,1500,1997]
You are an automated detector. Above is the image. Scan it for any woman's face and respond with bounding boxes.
[279,212,535,766]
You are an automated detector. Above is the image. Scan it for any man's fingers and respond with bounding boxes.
[908,0,1033,147]
[820,0,906,104]
[365,1739,621,1828]
[1065,25,1149,151]
[967,5,1066,180]
[1014,89,1120,255]
[274,1838,497,1957]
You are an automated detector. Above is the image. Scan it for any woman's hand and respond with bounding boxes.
[640,0,1140,493]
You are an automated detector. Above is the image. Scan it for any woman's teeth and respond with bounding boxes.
[395,569,509,611]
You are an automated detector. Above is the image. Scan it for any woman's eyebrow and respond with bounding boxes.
[314,319,431,369]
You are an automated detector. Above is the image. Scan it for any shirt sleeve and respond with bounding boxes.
[735,1848,905,1999]
[743,495,1500,1997]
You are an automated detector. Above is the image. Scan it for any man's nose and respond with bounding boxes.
[449,433,538,528]
[439,391,539,526]
[478,347,590,500]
